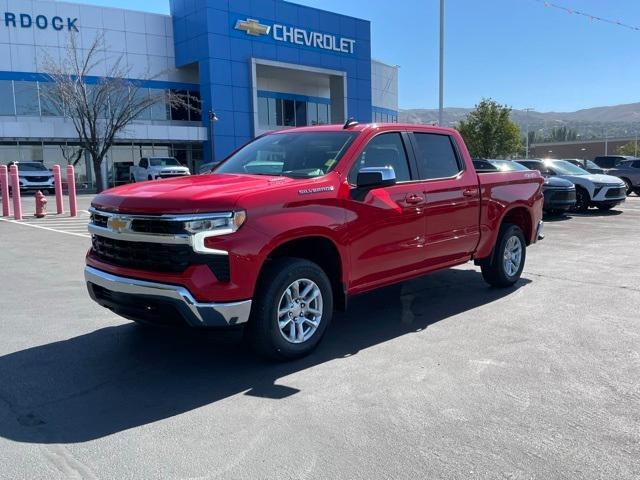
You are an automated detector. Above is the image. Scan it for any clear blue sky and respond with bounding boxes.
[66,0,640,112]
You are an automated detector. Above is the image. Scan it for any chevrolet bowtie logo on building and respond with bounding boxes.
[107,216,130,234]
[234,17,356,55]
[235,18,271,37]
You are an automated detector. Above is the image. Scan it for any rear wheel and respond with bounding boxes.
[248,258,333,360]
[481,223,527,288]
[571,187,590,212]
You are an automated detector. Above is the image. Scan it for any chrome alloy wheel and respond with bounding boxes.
[277,278,323,344]
[503,235,523,277]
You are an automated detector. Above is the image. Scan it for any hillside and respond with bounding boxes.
[400,103,640,139]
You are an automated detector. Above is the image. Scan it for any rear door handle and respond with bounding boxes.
[405,193,425,205]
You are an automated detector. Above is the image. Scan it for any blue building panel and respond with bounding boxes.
[171,0,373,162]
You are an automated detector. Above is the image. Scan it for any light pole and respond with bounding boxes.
[208,110,219,162]
[438,0,445,126]
[524,108,533,159]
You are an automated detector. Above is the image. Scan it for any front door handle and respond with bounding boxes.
[463,187,478,198]
[405,193,425,205]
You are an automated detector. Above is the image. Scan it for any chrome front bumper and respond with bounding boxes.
[85,266,252,327]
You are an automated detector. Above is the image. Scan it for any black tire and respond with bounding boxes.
[571,187,590,212]
[481,223,527,288]
[597,205,615,211]
[621,178,632,196]
[148,175,153,181]
[248,258,333,361]
[634,188,640,197]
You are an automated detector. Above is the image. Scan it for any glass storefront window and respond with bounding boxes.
[268,98,277,126]
[188,91,201,121]
[307,102,318,125]
[39,83,63,117]
[258,97,269,127]
[14,81,40,116]
[0,81,15,116]
[149,89,170,121]
[295,100,307,127]
[317,103,328,125]
[170,89,189,121]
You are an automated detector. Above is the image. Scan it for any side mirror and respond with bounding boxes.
[356,166,397,188]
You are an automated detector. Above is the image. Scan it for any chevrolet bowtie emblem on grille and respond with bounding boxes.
[235,18,271,36]
[107,216,129,233]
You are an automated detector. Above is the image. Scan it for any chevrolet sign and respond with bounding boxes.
[235,18,356,55]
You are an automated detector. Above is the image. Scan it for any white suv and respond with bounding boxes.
[130,157,190,182]
[6,161,55,193]
[517,159,626,212]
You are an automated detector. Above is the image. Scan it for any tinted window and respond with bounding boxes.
[348,132,412,184]
[632,161,640,168]
[413,133,461,180]
[0,81,14,115]
[14,81,40,116]
[139,159,148,168]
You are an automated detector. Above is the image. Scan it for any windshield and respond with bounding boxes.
[150,158,180,167]
[215,132,358,178]
[488,160,530,172]
[547,160,590,175]
[14,163,48,172]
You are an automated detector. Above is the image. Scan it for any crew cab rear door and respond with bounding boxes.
[407,131,481,268]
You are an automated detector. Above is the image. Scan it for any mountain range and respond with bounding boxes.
[400,103,640,140]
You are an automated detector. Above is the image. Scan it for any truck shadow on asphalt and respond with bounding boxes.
[0,268,530,444]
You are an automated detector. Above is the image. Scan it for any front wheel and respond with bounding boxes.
[621,178,632,196]
[248,258,333,360]
[481,223,527,288]
[571,187,590,212]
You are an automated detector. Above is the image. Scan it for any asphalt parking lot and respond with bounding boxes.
[0,195,638,479]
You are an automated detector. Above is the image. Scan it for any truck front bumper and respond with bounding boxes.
[85,266,252,328]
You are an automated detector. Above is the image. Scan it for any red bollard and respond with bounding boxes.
[66,164,77,217]
[35,191,47,218]
[9,164,22,220]
[0,165,9,217]
[52,165,64,215]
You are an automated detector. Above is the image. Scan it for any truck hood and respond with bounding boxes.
[92,174,294,214]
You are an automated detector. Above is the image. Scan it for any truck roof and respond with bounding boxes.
[272,123,457,135]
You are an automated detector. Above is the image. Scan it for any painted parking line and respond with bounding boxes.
[0,212,91,238]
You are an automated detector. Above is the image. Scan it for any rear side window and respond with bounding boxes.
[348,132,412,184]
[412,133,462,180]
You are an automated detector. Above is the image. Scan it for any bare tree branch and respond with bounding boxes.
[40,31,197,192]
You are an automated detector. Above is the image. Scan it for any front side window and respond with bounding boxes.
[348,132,412,184]
[215,132,358,178]
[413,133,461,180]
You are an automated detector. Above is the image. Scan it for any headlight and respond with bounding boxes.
[184,211,247,236]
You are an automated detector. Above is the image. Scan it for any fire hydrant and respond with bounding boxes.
[35,191,47,218]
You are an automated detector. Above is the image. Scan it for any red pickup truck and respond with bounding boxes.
[86,123,544,359]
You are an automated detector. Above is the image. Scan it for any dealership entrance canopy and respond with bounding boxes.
[0,0,398,189]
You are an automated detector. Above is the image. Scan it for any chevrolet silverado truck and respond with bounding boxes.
[86,123,544,360]
[129,157,190,182]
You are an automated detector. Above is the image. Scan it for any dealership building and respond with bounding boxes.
[0,0,399,189]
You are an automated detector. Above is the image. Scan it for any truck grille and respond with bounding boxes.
[91,235,231,282]
[92,236,191,272]
[605,187,626,198]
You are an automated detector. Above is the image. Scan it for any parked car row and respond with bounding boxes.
[473,158,629,214]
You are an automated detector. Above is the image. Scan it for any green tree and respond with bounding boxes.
[617,141,639,157]
[456,99,521,158]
